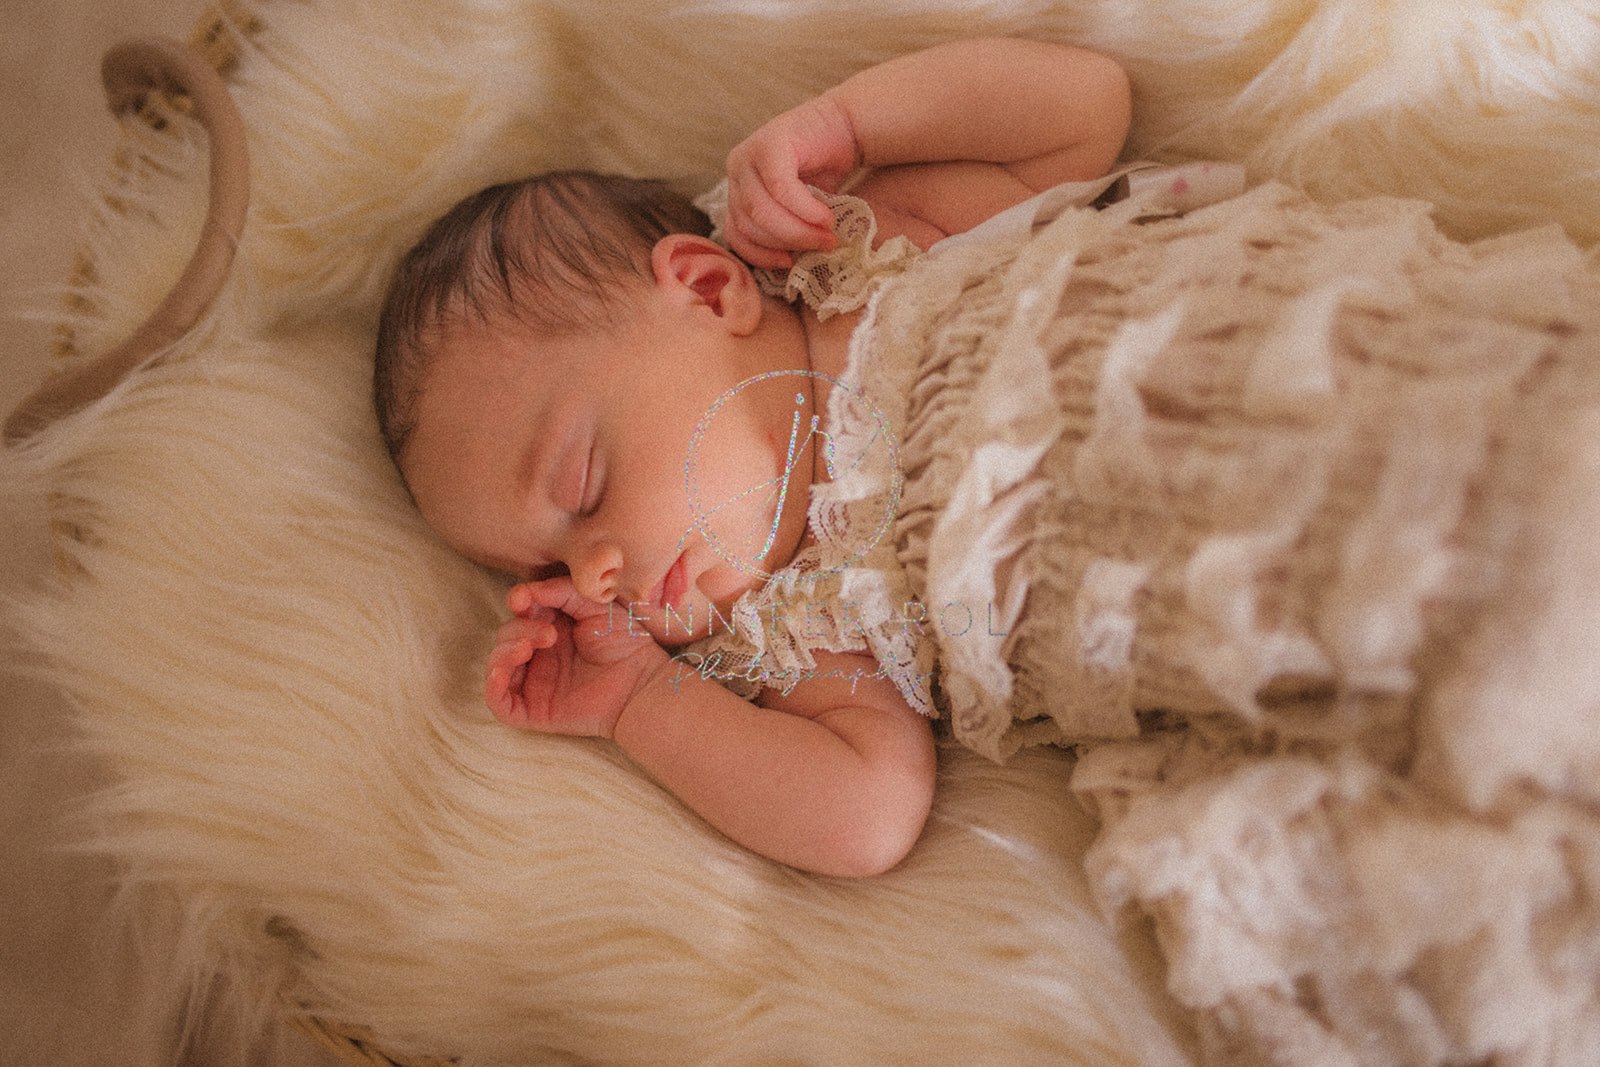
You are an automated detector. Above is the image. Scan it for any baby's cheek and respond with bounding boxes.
[696,563,757,615]
[699,483,782,560]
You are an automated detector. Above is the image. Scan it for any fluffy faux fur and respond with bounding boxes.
[5,0,1600,1062]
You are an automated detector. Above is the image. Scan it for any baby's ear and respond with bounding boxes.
[650,235,763,335]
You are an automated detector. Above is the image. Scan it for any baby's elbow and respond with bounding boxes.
[843,817,926,879]
[825,772,936,879]
[817,819,920,879]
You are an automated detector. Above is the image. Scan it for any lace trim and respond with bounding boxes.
[680,181,937,715]
[694,179,922,319]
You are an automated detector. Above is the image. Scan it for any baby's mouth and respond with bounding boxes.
[648,551,689,612]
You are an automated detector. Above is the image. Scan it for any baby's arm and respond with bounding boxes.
[724,37,1132,266]
[486,578,935,877]
[617,647,936,878]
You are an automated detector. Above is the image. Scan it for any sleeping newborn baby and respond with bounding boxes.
[373,33,1600,1062]
[372,37,1134,877]
[374,26,1600,914]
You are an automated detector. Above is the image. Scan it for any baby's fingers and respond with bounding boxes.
[506,581,544,616]
[755,160,837,234]
[507,575,608,621]
[493,614,555,652]
[727,206,834,272]
[740,169,835,239]
[734,126,839,231]
[734,196,835,262]
[485,635,535,725]
[485,617,558,725]
[728,230,796,272]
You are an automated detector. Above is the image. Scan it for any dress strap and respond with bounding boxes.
[928,161,1247,255]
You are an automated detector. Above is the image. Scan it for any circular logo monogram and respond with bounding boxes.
[684,369,902,580]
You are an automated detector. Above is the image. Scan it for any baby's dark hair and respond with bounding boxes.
[373,171,712,463]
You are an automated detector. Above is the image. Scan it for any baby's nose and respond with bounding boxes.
[571,544,622,604]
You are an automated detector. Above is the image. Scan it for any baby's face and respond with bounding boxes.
[402,271,819,647]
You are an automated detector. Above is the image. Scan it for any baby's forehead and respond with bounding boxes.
[420,318,539,405]
[426,308,616,410]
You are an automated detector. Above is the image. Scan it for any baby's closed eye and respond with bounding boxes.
[577,445,604,516]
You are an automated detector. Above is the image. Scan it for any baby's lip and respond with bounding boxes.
[647,552,688,611]
[659,550,691,607]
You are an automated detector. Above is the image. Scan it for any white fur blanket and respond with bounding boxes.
[5,0,1600,1063]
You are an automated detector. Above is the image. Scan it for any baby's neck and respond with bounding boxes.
[796,301,859,388]
[793,300,862,481]
[769,299,866,560]
[751,294,860,481]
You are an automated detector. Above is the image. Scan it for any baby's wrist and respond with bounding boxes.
[609,642,673,741]
[814,89,865,172]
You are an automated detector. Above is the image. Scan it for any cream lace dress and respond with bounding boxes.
[679,164,1242,720]
[692,170,1600,1065]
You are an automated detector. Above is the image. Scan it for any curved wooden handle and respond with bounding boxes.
[4,36,250,446]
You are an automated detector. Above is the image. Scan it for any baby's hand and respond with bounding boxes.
[723,94,861,270]
[484,576,664,739]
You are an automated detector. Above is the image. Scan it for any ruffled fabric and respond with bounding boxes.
[885,178,1600,1065]
[687,169,1600,1061]
[668,528,938,717]
[681,169,1219,717]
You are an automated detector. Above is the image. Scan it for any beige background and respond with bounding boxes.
[1,3,333,1064]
